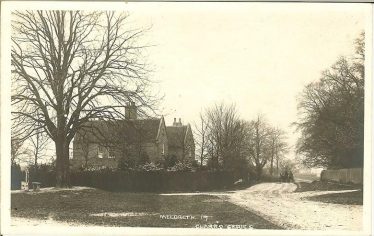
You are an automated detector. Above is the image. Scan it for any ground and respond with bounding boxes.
[11,187,279,229]
[11,181,362,230]
[223,182,362,230]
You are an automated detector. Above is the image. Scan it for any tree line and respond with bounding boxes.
[295,32,365,169]
[194,103,289,180]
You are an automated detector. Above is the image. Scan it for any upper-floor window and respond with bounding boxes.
[108,148,115,159]
[162,143,165,155]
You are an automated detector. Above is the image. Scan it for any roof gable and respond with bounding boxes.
[166,126,188,148]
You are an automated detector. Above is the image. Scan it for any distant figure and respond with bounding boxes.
[289,171,294,183]
[279,172,284,182]
[285,171,290,182]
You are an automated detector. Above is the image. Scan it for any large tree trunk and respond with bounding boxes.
[255,165,263,180]
[270,156,274,176]
[55,139,71,188]
[276,155,279,176]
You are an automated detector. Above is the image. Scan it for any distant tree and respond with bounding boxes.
[11,10,157,187]
[246,115,272,179]
[11,137,30,166]
[204,103,248,172]
[268,127,288,176]
[29,128,50,167]
[194,112,209,167]
[295,32,364,169]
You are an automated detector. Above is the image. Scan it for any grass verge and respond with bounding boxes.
[295,180,362,192]
[304,190,363,205]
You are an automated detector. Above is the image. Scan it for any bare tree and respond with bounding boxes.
[204,103,248,172]
[29,129,50,167]
[246,115,271,179]
[11,10,158,187]
[11,137,30,166]
[194,113,208,167]
[268,127,288,176]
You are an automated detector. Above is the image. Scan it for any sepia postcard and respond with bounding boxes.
[0,1,372,236]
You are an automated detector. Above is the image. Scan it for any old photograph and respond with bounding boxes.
[1,1,372,235]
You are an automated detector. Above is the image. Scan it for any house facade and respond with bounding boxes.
[71,103,194,170]
[166,118,195,162]
[71,103,168,170]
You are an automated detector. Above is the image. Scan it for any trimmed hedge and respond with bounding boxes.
[12,165,248,192]
[70,170,241,192]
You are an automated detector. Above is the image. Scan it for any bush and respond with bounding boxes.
[137,162,163,172]
[164,154,178,168]
[117,157,136,171]
[28,164,56,187]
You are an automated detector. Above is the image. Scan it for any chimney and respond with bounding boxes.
[178,118,182,125]
[173,118,177,126]
[125,102,137,120]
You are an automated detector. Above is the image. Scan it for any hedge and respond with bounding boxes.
[12,166,248,192]
[70,170,242,192]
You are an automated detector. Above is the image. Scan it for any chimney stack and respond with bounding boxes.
[173,118,182,126]
[125,102,137,120]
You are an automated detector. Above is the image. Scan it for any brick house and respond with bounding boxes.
[166,118,195,162]
[71,103,195,170]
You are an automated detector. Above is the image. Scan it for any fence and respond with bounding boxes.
[11,165,24,190]
[11,165,56,190]
[320,168,363,185]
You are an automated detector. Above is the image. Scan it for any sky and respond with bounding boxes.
[6,2,369,165]
[123,3,368,160]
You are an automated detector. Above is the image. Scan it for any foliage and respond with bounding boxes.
[117,157,136,171]
[295,32,364,169]
[163,154,178,168]
[136,162,164,172]
[167,161,193,172]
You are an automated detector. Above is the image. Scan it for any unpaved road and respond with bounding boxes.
[225,182,362,230]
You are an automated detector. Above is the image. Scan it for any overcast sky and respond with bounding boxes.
[123,3,368,160]
[7,2,369,163]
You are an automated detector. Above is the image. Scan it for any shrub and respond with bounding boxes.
[164,154,178,168]
[117,157,136,171]
[137,162,163,172]
[167,161,192,172]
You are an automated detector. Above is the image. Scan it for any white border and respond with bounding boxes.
[1,2,372,236]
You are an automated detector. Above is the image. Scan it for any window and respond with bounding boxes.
[161,143,165,155]
[108,148,115,159]
[98,145,104,159]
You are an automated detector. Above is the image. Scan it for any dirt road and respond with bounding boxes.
[226,182,362,230]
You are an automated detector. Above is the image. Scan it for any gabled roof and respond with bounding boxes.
[75,119,162,144]
[166,126,188,148]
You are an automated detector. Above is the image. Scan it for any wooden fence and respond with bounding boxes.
[320,168,363,185]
